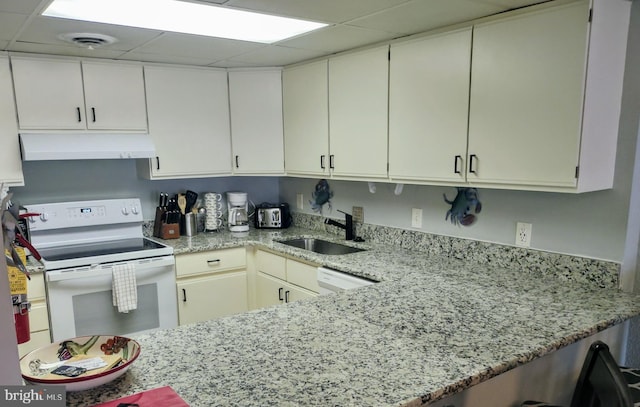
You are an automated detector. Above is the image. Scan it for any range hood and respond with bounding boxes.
[19,133,156,161]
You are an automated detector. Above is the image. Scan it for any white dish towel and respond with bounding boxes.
[112,263,138,313]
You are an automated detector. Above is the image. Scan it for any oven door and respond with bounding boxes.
[45,255,178,341]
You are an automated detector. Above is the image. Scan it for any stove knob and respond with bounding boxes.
[121,207,129,215]
[131,206,139,215]
[39,213,49,222]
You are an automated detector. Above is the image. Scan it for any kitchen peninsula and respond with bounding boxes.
[64,225,640,407]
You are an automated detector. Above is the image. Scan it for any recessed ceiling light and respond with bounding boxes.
[43,0,328,44]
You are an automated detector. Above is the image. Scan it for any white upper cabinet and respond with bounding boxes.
[328,45,389,179]
[0,55,23,186]
[389,28,472,184]
[81,62,147,131]
[283,60,330,177]
[228,69,284,175]
[139,64,232,179]
[11,56,147,131]
[467,0,629,192]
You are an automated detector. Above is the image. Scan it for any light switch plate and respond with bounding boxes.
[296,193,303,210]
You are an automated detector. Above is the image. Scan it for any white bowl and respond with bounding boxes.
[20,335,140,392]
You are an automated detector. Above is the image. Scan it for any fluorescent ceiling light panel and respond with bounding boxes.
[43,0,328,43]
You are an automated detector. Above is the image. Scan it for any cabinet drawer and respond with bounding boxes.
[256,250,286,280]
[176,247,246,277]
[27,272,46,300]
[29,301,49,332]
[287,260,319,293]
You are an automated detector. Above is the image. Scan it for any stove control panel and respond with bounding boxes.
[25,199,144,231]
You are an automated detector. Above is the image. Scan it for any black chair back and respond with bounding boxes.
[569,341,633,407]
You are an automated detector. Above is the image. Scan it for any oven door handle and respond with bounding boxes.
[46,257,175,282]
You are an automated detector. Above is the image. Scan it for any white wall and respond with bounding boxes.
[11,159,281,219]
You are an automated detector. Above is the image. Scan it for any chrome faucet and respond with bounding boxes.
[324,210,354,240]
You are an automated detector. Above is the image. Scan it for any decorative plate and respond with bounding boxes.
[20,335,140,392]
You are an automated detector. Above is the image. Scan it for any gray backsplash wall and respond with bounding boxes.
[11,159,281,218]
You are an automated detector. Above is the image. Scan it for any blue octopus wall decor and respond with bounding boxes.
[443,187,482,226]
[310,179,334,214]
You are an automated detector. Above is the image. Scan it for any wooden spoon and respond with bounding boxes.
[177,194,186,215]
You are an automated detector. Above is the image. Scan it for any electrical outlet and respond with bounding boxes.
[352,206,364,223]
[411,208,423,228]
[515,222,532,247]
[296,193,304,210]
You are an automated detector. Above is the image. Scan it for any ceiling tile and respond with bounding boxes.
[226,0,411,23]
[279,25,400,53]
[7,41,126,59]
[471,0,548,8]
[350,0,502,34]
[117,51,220,67]
[227,45,327,66]
[0,0,43,15]
[0,13,28,42]
[16,16,162,51]
[134,33,264,61]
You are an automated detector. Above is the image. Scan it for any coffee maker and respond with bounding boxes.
[227,192,252,232]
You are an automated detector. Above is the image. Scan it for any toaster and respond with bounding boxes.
[255,203,292,229]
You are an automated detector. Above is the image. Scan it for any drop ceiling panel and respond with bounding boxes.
[279,25,400,53]
[16,16,162,51]
[0,13,28,41]
[7,42,125,59]
[350,0,504,34]
[226,0,411,23]
[226,45,326,66]
[0,0,43,15]
[134,33,264,60]
[117,51,221,67]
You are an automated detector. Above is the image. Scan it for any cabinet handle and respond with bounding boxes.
[235,155,239,168]
[182,288,187,302]
[156,156,160,170]
[454,155,462,174]
[91,107,96,122]
[207,259,221,266]
[469,154,477,174]
[285,290,290,303]
[320,155,325,169]
[278,287,284,301]
[329,155,335,169]
[76,107,82,122]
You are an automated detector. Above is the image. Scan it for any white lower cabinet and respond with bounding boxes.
[253,250,318,309]
[18,273,51,357]
[175,248,248,326]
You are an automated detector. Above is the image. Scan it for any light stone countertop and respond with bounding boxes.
[61,227,640,406]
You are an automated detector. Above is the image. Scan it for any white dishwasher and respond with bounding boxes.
[317,267,375,295]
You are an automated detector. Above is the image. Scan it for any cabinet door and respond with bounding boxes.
[329,45,389,179]
[177,272,248,326]
[255,272,285,309]
[389,28,471,184]
[283,283,316,303]
[82,62,147,131]
[11,57,86,130]
[229,69,284,175]
[283,60,330,176]
[0,56,23,186]
[468,2,588,188]
[142,65,232,179]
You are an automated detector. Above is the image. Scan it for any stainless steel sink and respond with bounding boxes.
[278,238,365,255]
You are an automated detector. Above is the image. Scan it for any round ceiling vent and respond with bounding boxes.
[58,33,119,48]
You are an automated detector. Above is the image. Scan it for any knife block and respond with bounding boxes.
[161,223,180,239]
[153,207,165,238]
